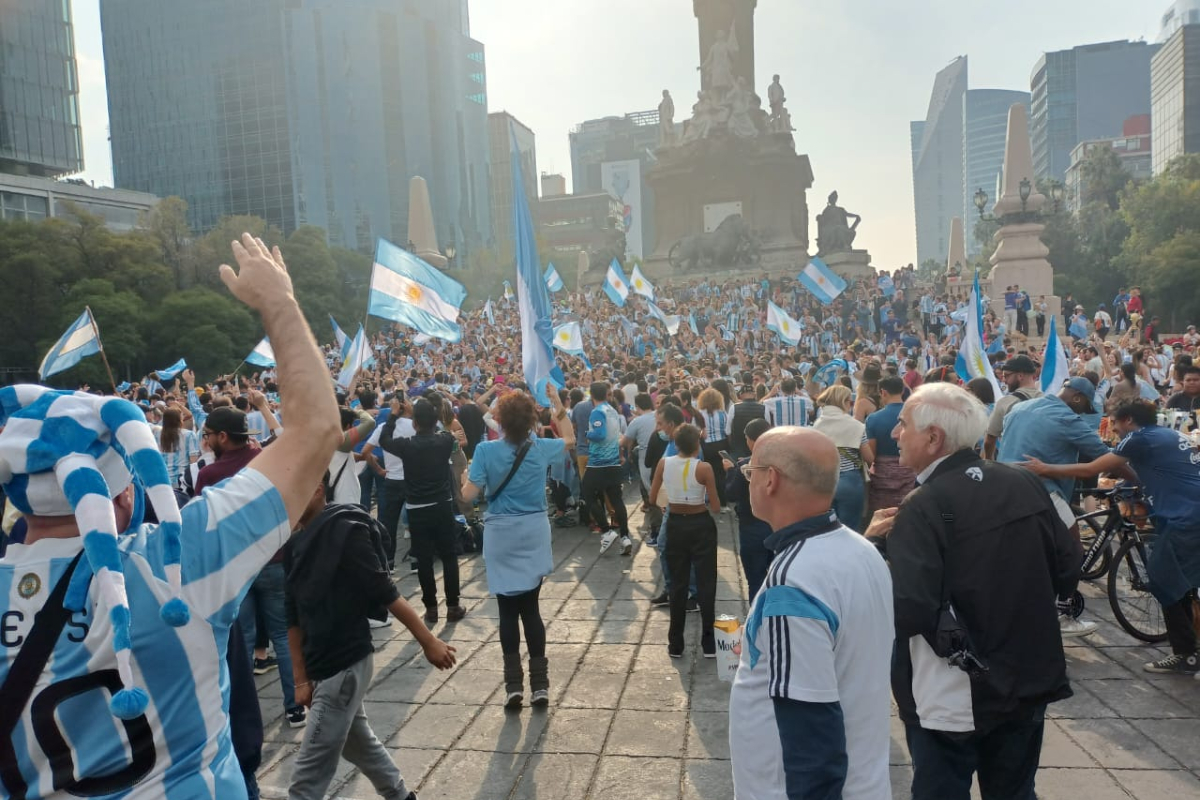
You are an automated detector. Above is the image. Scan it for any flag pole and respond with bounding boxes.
[86,306,119,394]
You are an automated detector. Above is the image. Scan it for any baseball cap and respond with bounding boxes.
[737,384,756,397]
[1000,355,1037,374]
[204,407,250,436]
[1063,376,1096,402]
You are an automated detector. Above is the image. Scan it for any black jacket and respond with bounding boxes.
[284,504,400,681]
[880,449,1080,732]
[729,401,765,458]
[379,421,455,505]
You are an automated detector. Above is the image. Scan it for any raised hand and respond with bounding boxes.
[218,233,294,315]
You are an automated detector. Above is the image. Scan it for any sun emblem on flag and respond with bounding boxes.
[405,284,423,303]
[782,320,791,333]
[634,278,644,289]
[558,331,570,342]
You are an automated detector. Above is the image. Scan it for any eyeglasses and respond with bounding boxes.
[201,430,214,439]
[742,463,776,481]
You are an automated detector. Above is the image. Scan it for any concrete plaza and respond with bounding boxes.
[253,502,1200,800]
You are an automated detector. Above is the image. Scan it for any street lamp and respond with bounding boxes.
[444,242,457,268]
[1018,177,1032,211]
[1048,181,1065,213]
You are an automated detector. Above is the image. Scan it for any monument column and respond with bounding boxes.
[693,0,757,93]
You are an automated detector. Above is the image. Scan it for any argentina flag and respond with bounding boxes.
[604,260,630,308]
[630,264,655,300]
[484,298,495,326]
[553,322,592,368]
[368,237,467,343]
[688,312,699,335]
[329,314,349,354]
[953,268,1002,399]
[544,263,564,293]
[154,358,188,382]
[1040,316,1071,393]
[766,301,802,346]
[798,257,848,305]
[878,274,895,297]
[39,308,102,380]
[244,337,276,368]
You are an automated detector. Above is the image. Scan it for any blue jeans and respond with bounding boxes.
[833,469,865,532]
[657,514,697,598]
[737,518,774,601]
[359,465,384,510]
[238,562,297,711]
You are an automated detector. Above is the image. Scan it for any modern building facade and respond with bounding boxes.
[569,111,658,255]
[100,0,491,256]
[1160,0,1200,41]
[0,174,158,231]
[537,192,624,268]
[1065,116,1153,210]
[962,89,1031,255]
[541,173,567,198]
[911,56,968,268]
[1030,40,1160,182]
[1151,22,1200,173]
[0,0,84,177]
[487,112,536,255]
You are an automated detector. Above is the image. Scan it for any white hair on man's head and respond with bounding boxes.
[907,383,988,454]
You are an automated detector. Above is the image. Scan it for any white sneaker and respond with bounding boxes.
[1059,614,1097,638]
[599,530,619,553]
[403,528,410,539]
[620,536,633,556]
[369,617,393,629]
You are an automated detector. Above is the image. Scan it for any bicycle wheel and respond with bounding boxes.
[1108,537,1168,643]
[1077,514,1112,580]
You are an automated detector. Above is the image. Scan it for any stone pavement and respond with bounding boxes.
[252,500,1200,800]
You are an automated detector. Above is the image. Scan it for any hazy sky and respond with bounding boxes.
[72,0,1164,266]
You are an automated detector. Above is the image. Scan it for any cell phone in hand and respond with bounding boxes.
[718,450,733,463]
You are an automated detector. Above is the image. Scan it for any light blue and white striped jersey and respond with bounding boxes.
[159,428,201,488]
[765,394,813,427]
[0,468,288,800]
[699,409,731,443]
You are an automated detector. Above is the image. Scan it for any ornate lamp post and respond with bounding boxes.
[444,242,457,269]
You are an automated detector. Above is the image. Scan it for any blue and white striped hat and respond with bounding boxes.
[0,385,189,719]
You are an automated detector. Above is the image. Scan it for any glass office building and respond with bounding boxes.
[911,56,968,268]
[101,0,491,255]
[962,89,1030,255]
[1151,23,1200,174]
[0,0,83,177]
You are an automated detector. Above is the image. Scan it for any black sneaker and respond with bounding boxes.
[1144,652,1200,675]
[651,591,670,607]
[702,633,716,659]
[253,656,277,675]
[686,598,700,613]
[286,706,307,728]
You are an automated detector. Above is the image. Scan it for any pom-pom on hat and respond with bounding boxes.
[0,385,190,720]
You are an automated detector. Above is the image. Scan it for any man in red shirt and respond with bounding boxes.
[195,407,261,493]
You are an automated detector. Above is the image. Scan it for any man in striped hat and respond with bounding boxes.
[0,235,342,800]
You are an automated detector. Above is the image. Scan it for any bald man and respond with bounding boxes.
[729,427,894,800]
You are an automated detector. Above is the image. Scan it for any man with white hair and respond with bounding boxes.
[865,383,1082,800]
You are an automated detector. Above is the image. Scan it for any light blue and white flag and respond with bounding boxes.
[329,314,349,354]
[39,308,102,380]
[503,280,515,302]
[617,315,635,341]
[553,322,593,369]
[986,334,1005,356]
[688,312,699,335]
[953,269,1002,399]
[1041,316,1071,393]
[798,257,848,305]
[630,264,655,300]
[368,237,467,343]
[767,301,803,346]
[544,264,564,293]
[484,298,495,326]
[116,381,131,393]
[1068,314,1089,341]
[509,124,564,403]
[878,274,895,297]
[154,358,188,382]
[337,326,370,389]
[244,337,276,368]
[603,260,630,307]
[814,358,850,387]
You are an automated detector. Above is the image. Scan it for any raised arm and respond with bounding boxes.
[218,234,341,527]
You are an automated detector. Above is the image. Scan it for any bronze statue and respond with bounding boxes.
[816,191,860,256]
[658,90,675,147]
[668,214,760,271]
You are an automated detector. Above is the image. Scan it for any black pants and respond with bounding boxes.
[581,465,628,536]
[407,500,460,608]
[738,518,774,601]
[1016,309,1029,335]
[497,584,546,657]
[1036,314,1046,337]
[1164,590,1198,655]
[701,439,730,505]
[378,478,406,568]
[665,512,718,651]
[905,705,1046,800]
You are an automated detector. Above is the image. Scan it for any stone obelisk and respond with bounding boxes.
[408,176,447,269]
[988,103,1054,309]
[947,217,966,272]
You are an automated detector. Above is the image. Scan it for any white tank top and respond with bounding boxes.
[662,454,707,504]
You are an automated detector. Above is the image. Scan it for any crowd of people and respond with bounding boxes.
[2,238,1199,800]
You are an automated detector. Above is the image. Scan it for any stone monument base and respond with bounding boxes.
[820,250,874,282]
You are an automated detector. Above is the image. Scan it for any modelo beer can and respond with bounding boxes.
[714,615,742,683]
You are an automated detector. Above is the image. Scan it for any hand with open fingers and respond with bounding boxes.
[218,233,294,313]
[864,507,899,539]
[1018,455,1050,475]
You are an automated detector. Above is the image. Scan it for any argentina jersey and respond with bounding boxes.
[0,468,288,800]
[586,403,623,468]
[767,395,811,427]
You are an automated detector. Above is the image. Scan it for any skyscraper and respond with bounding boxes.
[1151,20,1200,173]
[1030,40,1160,182]
[911,56,968,268]
[963,89,1030,255]
[0,0,83,177]
[488,112,537,255]
[101,0,491,255]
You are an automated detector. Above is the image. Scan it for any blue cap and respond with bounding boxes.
[1064,376,1095,401]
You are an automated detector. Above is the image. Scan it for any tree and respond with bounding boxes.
[284,226,342,327]
[1140,232,1200,331]
[41,279,146,388]
[1078,146,1132,210]
[140,197,195,289]
[188,215,280,290]
[145,287,258,378]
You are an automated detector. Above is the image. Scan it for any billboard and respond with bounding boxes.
[601,159,643,259]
